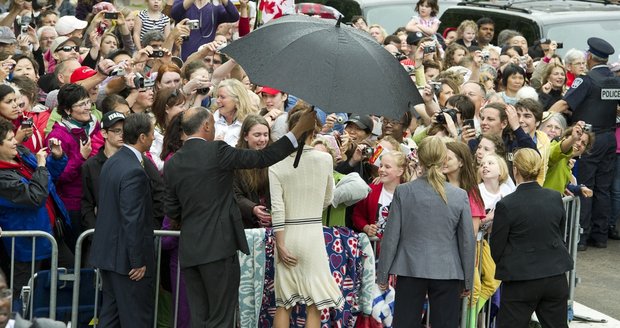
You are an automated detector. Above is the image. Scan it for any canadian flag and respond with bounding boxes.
[258,0,295,24]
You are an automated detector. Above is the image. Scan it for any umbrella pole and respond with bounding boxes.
[293,132,307,168]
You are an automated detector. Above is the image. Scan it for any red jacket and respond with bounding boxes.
[352,183,383,232]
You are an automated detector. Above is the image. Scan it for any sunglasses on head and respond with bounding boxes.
[57,45,79,53]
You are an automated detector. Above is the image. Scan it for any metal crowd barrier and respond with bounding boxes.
[69,229,182,328]
[0,230,59,320]
[367,195,582,328]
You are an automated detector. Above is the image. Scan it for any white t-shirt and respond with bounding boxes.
[479,181,516,210]
[376,187,394,237]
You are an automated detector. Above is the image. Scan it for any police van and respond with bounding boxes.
[439,0,620,57]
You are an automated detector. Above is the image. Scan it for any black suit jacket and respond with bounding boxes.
[89,146,155,275]
[490,182,574,281]
[164,136,295,268]
[81,147,165,231]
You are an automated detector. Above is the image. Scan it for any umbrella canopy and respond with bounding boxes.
[296,3,343,19]
[222,14,423,119]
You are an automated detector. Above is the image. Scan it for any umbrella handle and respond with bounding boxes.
[293,132,307,168]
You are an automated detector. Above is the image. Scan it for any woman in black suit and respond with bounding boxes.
[490,148,574,328]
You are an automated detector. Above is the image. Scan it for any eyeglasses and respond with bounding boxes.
[0,289,12,300]
[107,128,123,135]
[72,100,92,109]
[57,46,80,53]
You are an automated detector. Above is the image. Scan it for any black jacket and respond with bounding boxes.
[490,182,574,281]
[164,136,296,268]
[81,146,165,232]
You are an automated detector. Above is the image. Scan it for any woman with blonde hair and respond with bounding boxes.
[214,79,257,146]
[377,136,475,327]
[491,148,573,327]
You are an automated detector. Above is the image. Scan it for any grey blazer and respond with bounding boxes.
[376,177,476,289]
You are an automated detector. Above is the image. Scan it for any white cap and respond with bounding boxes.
[55,16,88,36]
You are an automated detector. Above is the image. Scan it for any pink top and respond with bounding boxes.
[415,15,440,28]
[468,192,486,219]
[616,127,620,154]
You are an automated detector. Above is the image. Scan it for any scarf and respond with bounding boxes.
[0,154,56,227]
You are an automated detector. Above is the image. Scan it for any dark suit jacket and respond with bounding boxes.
[490,182,574,281]
[164,136,295,268]
[82,146,166,231]
[89,146,155,276]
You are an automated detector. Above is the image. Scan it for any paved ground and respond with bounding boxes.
[573,239,620,321]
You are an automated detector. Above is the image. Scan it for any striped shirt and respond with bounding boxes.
[138,10,170,39]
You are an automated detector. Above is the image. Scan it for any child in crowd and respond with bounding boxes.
[405,0,440,36]
[456,19,479,50]
[133,0,170,49]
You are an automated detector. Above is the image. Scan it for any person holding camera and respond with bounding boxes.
[549,37,620,249]
[0,85,34,149]
[46,84,104,240]
[170,0,240,61]
[0,117,69,303]
[335,114,375,180]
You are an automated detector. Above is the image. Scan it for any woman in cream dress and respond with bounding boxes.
[269,108,344,327]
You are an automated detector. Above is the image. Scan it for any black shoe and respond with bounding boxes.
[577,244,588,251]
[587,240,608,248]
[609,226,620,240]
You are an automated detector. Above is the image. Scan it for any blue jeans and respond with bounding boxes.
[610,153,620,228]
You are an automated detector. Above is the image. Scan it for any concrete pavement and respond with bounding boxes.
[573,238,620,322]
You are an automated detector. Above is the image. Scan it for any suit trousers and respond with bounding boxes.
[393,276,461,328]
[183,254,240,328]
[498,274,569,328]
[99,270,155,328]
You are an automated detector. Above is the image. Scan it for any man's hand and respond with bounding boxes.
[289,107,317,140]
[128,266,146,281]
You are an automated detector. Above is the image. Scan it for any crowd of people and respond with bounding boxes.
[0,0,619,326]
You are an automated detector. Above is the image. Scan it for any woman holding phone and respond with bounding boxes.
[46,83,103,239]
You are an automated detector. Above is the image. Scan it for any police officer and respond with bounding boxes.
[550,37,620,250]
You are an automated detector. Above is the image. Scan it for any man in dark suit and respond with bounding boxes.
[90,113,157,327]
[491,148,574,328]
[164,107,316,327]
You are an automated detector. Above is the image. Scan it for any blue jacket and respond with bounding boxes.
[0,146,69,261]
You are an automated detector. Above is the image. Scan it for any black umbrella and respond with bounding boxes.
[222,14,423,119]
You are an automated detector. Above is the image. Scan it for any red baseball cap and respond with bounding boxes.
[260,86,282,96]
[70,66,97,83]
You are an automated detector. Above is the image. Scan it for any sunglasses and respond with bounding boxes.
[57,46,80,53]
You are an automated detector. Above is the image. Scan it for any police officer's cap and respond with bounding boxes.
[587,37,615,59]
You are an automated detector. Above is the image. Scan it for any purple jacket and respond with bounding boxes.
[46,122,103,211]
[170,0,240,61]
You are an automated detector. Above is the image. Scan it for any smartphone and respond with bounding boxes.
[21,118,33,128]
[463,119,475,129]
[104,12,119,19]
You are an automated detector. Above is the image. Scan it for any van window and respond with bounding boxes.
[365,4,415,34]
[440,10,540,45]
[545,20,620,57]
